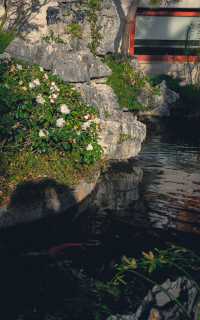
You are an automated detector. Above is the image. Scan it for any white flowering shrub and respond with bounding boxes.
[0,61,102,165]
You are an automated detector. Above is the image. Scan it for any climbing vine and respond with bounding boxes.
[86,0,103,55]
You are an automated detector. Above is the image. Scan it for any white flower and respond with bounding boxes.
[60,104,70,115]
[52,93,58,99]
[29,82,35,89]
[22,86,27,91]
[51,82,56,86]
[44,73,48,80]
[39,66,44,72]
[19,80,23,85]
[33,79,40,86]
[50,98,55,104]
[39,129,47,138]
[56,118,66,128]
[36,94,45,105]
[86,144,93,151]
[93,117,100,124]
[84,114,90,120]
[16,64,23,70]
[81,121,91,130]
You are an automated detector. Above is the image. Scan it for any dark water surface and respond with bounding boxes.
[1,119,200,319]
[133,120,200,236]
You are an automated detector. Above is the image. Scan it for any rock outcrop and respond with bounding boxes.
[76,82,146,159]
[6,38,112,82]
[0,0,146,227]
[6,38,146,161]
[138,80,180,117]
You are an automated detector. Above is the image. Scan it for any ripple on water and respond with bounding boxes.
[133,132,200,234]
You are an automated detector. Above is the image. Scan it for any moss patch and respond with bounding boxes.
[0,150,102,205]
[105,56,158,111]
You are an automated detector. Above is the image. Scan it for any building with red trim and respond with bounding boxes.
[130,0,200,75]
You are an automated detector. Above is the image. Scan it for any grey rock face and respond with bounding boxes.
[2,0,121,55]
[96,0,120,55]
[76,82,146,160]
[6,38,111,82]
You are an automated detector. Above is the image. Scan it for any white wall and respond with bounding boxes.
[136,16,200,41]
[139,0,200,8]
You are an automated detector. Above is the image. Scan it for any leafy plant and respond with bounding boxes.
[110,246,200,319]
[66,23,82,39]
[105,56,146,111]
[0,59,103,203]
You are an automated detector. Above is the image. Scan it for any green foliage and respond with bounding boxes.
[0,149,101,204]
[105,56,147,111]
[0,60,102,164]
[66,23,82,39]
[0,31,15,53]
[0,59,102,203]
[112,246,200,282]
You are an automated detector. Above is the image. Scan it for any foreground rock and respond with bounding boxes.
[0,172,100,229]
[108,277,200,320]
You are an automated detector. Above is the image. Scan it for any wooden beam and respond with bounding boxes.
[137,55,200,63]
[137,10,200,17]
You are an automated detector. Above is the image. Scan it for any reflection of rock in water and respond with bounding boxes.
[78,162,144,238]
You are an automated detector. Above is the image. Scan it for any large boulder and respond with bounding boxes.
[76,82,146,160]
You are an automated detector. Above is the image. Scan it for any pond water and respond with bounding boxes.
[75,119,200,250]
[1,119,200,319]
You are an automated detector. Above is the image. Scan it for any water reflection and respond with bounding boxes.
[82,120,200,238]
